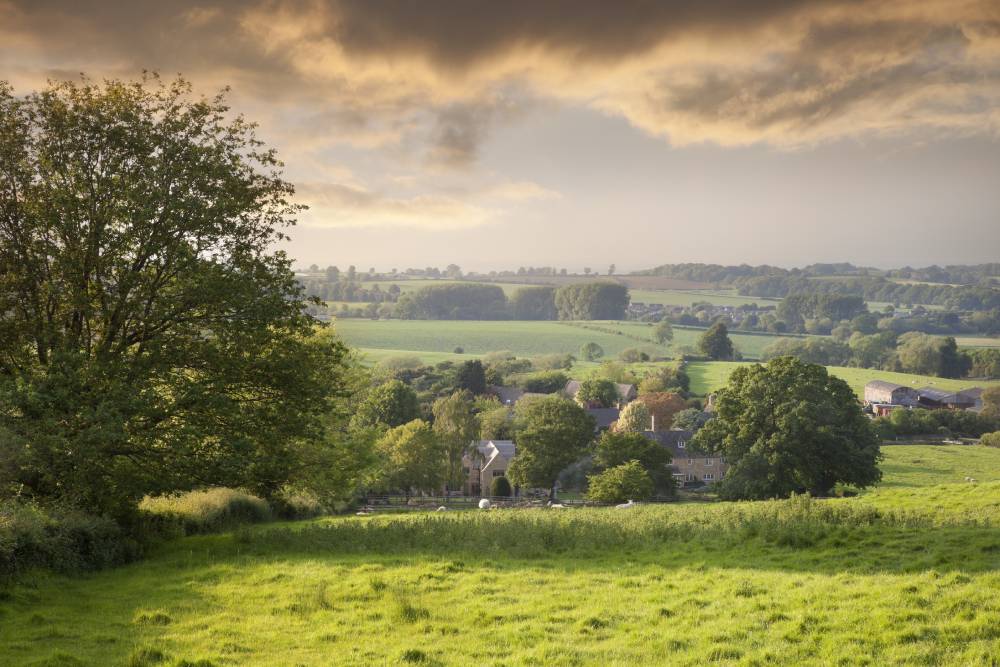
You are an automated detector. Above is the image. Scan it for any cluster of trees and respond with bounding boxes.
[393,282,629,321]
[872,404,1000,440]
[776,294,868,330]
[763,331,996,379]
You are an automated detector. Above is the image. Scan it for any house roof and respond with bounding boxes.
[958,387,984,400]
[917,387,972,404]
[585,407,620,430]
[489,385,525,405]
[474,440,515,468]
[641,430,702,458]
[865,380,909,392]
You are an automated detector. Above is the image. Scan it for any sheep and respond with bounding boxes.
[478,498,492,510]
[355,510,370,517]
[969,478,978,484]
[615,499,636,509]
[547,500,567,509]
[436,506,448,512]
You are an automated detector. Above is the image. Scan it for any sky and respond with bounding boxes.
[2,0,999,272]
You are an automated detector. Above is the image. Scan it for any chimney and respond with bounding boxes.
[650,414,655,432]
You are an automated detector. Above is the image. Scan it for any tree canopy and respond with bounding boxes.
[575,378,618,408]
[0,76,350,517]
[507,396,595,499]
[699,322,736,360]
[593,431,674,495]
[692,356,881,499]
[351,380,420,430]
[554,283,629,320]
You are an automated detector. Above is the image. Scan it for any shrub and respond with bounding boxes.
[1,501,140,582]
[138,488,271,534]
[271,488,326,520]
[491,476,513,497]
[586,461,653,504]
[982,432,1000,448]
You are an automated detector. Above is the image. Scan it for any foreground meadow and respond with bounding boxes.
[3,446,1000,666]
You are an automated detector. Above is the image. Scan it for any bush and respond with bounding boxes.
[982,432,1000,448]
[271,488,326,520]
[1,501,139,582]
[491,476,513,497]
[586,461,653,504]
[138,488,271,534]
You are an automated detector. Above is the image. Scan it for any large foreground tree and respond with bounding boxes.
[507,396,595,500]
[0,76,350,517]
[692,356,881,499]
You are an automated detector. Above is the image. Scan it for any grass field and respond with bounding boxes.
[685,361,1000,397]
[628,288,777,308]
[334,319,793,364]
[3,446,1000,666]
[955,336,1000,349]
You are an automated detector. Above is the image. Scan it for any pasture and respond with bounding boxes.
[333,319,793,365]
[684,361,1000,397]
[3,446,1000,666]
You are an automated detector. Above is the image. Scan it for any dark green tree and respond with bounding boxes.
[586,461,653,503]
[0,76,350,517]
[510,286,557,320]
[351,380,420,430]
[594,431,674,495]
[490,475,513,497]
[432,391,479,490]
[455,360,487,395]
[692,357,882,499]
[699,322,735,360]
[580,342,605,362]
[575,378,618,408]
[371,420,446,496]
[507,396,595,500]
[653,320,674,345]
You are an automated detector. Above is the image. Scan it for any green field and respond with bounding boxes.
[955,336,1000,349]
[334,319,792,364]
[4,446,1000,666]
[628,288,776,308]
[685,361,999,397]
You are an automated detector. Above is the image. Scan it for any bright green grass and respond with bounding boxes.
[876,445,1000,488]
[685,361,999,396]
[4,486,1000,665]
[334,319,793,365]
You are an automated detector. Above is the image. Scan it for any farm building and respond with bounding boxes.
[462,440,515,496]
[863,381,919,407]
[642,430,728,487]
[960,387,985,413]
[917,387,977,410]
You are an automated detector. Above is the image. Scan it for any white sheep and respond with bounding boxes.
[478,498,492,510]
[547,500,567,509]
[615,499,636,509]
[969,478,978,484]
[436,506,448,512]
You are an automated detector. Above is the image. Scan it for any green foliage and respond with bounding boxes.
[982,432,1000,448]
[0,77,350,517]
[874,408,999,439]
[478,406,515,441]
[699,322,735,360]
[671,407,711,432]
[508,396,595,497]
[586,461,653,503]
[896,333,971,378]
[653,320,674,344]
[967,349,1000,379]
[1,501,138,580]
[594,431,674,494]
[695,357,882,499]
[984,386,1000,418]
[518,370,569,394]
[351,380,420,430]
[618,347,650,363]
[454,360,487,395]
[372,420,447,495]
[554,283,629,320]
[138,489,271,534]
[762,337,851,366]
[580,341,605,361]
[395,283,508,320]
[490,476,513,497]
[777,294,867,332]
[614,401,650,433]
[638,365,690,396]
[431,391,479,489]
[510,286,557,320]
[575,378,618,408]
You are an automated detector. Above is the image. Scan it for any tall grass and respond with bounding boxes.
[139,488,271,534]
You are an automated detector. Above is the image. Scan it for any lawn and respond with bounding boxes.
[334,319,794,365]
[685,361,999,397]
[5,447,1000,665]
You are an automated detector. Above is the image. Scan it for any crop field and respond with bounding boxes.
[334,319,793,365]
[4,446,1000,666]
[684,361,1000,397]
[955,336,1000,349]
[628,288,776,308]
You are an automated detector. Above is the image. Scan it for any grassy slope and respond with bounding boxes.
[685,361,999,397]
[334,319,791,363]
[4,448,1000,666]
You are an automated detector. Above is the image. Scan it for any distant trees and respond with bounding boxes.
[351,380,421,430]
[432,391,479,490]
[699,322,735,360]
[580,342,605,361]
[693,357,881,500]
[762,337,851,366]
[653,320,674,345]
[519,371,569,394]
[981,387,1000,418]
[507,396,595,500]
[896,333,971,378]
[455,360,487,395]
[575,378,618,408]
[397,283,507,319]
[372,420,446,496]
[510,286,557,320]
[554,283,629,320]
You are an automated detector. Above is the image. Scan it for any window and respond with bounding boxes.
[677,440,686,449]
[685,473,697,482]
[704,458,714,467]
[492,470,506,478]
[703,473,715,481]
[687,458,694,465]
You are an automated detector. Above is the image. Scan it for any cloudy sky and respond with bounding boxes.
[3,0,999,271]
